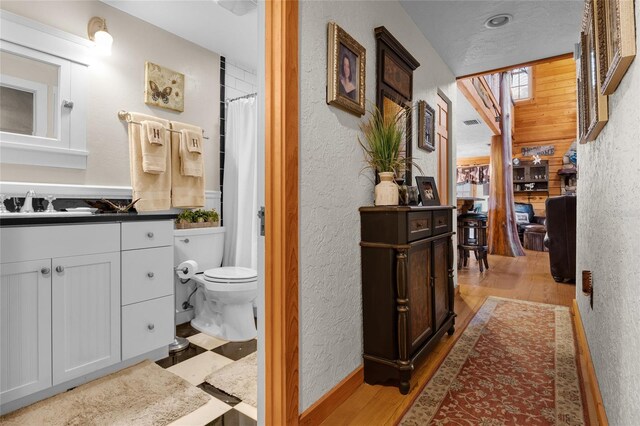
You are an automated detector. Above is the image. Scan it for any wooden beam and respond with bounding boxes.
[456,53,574,80]
[487,72,525,257]
[457,79,501,135]
[265,0,299,424]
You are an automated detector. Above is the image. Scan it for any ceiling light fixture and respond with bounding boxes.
[87,17,113,56]
[484,14,512,29]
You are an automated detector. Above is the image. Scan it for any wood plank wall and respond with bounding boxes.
[457,58,577,215]
[512,57,577,215]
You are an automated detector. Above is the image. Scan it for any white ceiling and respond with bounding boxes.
[400,0,583,77]
[103,0,258,71]
[455,89,493,158]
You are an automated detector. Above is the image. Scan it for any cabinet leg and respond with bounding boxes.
[447,325,455,336]
[399,379,410,395]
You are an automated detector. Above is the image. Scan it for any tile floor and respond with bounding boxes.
[160,323,258,425]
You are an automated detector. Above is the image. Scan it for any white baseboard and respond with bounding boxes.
[0,181,221,212]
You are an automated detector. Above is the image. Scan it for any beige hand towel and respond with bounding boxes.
[140,120,168,174]
[179,129,203,177]
[170,121,205,208]
[128,113,171,211]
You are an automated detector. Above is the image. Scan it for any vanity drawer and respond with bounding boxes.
[121,246,173,305]
[122,296,173,360]
[433,210,451,235]
[121,221,173,250]
[407,211,432,242]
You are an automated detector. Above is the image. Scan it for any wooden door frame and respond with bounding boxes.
[265,1,299,425]
[436,90,453,206]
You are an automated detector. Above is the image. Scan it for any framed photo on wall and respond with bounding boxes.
[144,61,184,112]
[327,22,366,116]
[417,100,435,152]
[599,0,636,95]
[579,0,609,143]
[415,176,440,206]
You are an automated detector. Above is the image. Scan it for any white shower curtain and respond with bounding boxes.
[223,97,258,269]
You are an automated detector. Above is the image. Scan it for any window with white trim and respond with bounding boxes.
[510,67,532,101]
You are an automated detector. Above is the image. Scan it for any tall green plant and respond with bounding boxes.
[358,104,423,176]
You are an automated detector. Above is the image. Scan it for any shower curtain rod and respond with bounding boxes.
[117,111,209,139]
[225,93,257,104]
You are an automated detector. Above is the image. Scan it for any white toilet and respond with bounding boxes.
[174,227,257,342]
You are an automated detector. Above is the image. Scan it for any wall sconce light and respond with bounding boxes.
[87,17,113,56]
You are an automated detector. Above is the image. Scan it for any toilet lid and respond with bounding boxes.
[203,266,257,283]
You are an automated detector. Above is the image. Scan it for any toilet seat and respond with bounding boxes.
[204,266,257,283]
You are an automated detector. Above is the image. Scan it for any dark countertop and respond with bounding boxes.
[0,212,177,227]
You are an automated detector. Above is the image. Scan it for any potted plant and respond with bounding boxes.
[176,209,219,229]
[358,104,423,206]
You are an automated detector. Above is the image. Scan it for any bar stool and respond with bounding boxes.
[457,214,489,272]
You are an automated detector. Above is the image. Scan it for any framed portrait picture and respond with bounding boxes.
[599,0,636,95]
[417,100,435,152]
[327,22,366,116]
[144,61,184,112]
[415,176,440,206]
[579,0,608,143]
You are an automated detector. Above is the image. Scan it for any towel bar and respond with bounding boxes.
[117,110,210,140]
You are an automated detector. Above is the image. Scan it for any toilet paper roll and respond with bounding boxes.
[176,260,198,279]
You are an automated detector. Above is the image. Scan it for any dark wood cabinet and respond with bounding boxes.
[360,205,456,394]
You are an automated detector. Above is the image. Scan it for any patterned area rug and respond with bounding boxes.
[1,360,210,425]
[401,297,585,426]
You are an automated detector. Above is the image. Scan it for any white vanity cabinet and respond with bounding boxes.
[0,224,120,403]
[0,219,174,410]
[0,259,52,403]
[51,252,120,385]
[121,221,174,360]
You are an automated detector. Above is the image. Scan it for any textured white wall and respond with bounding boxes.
[299,0,456,411]
[0,1,220,191]
[575,5,640,424]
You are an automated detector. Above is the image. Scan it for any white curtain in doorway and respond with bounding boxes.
[223,97,258,269]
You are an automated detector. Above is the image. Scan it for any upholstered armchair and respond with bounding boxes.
[514,202,546,242]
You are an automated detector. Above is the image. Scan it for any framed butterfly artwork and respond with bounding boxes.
[144,61,185,112]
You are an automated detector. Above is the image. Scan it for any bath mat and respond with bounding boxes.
[206,352,257,407]
[1,360,210,425]
[401,297,586,425]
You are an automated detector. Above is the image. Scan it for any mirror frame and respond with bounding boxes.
[374,26,420,184]
[0,11,92,169]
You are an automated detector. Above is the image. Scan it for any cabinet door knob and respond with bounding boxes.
[56,266,64,273]
[147,232,154,238]
[147,323,155,331]
[147,272,155,278]
[180,238,190,243]
[41,267,51,275]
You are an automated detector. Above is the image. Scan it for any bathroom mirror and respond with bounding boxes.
[0,50,58,138]
[0,11,91,169]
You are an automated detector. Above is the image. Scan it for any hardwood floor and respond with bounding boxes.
[321,250,587,426]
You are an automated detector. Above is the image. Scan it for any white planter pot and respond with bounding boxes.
[375,172,399,206]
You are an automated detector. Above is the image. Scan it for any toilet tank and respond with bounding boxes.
[174,227,225,272]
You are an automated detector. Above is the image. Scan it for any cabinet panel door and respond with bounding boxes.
[0,260,52,404]
[433,238,450,329]
[407,240,432,353]
[52,252,120,385]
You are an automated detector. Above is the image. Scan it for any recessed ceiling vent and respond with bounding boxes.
[463,119,481,126]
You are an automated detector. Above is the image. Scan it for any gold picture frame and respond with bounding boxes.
[144,61,185,112]
[600,0,636,94]
[579,0,608,143]
[327,22,366,116]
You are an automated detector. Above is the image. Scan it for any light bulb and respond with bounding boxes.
[93,30,113,56]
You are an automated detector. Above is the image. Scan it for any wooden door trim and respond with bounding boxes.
[265,1,299,425]
[436,91,451,206]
